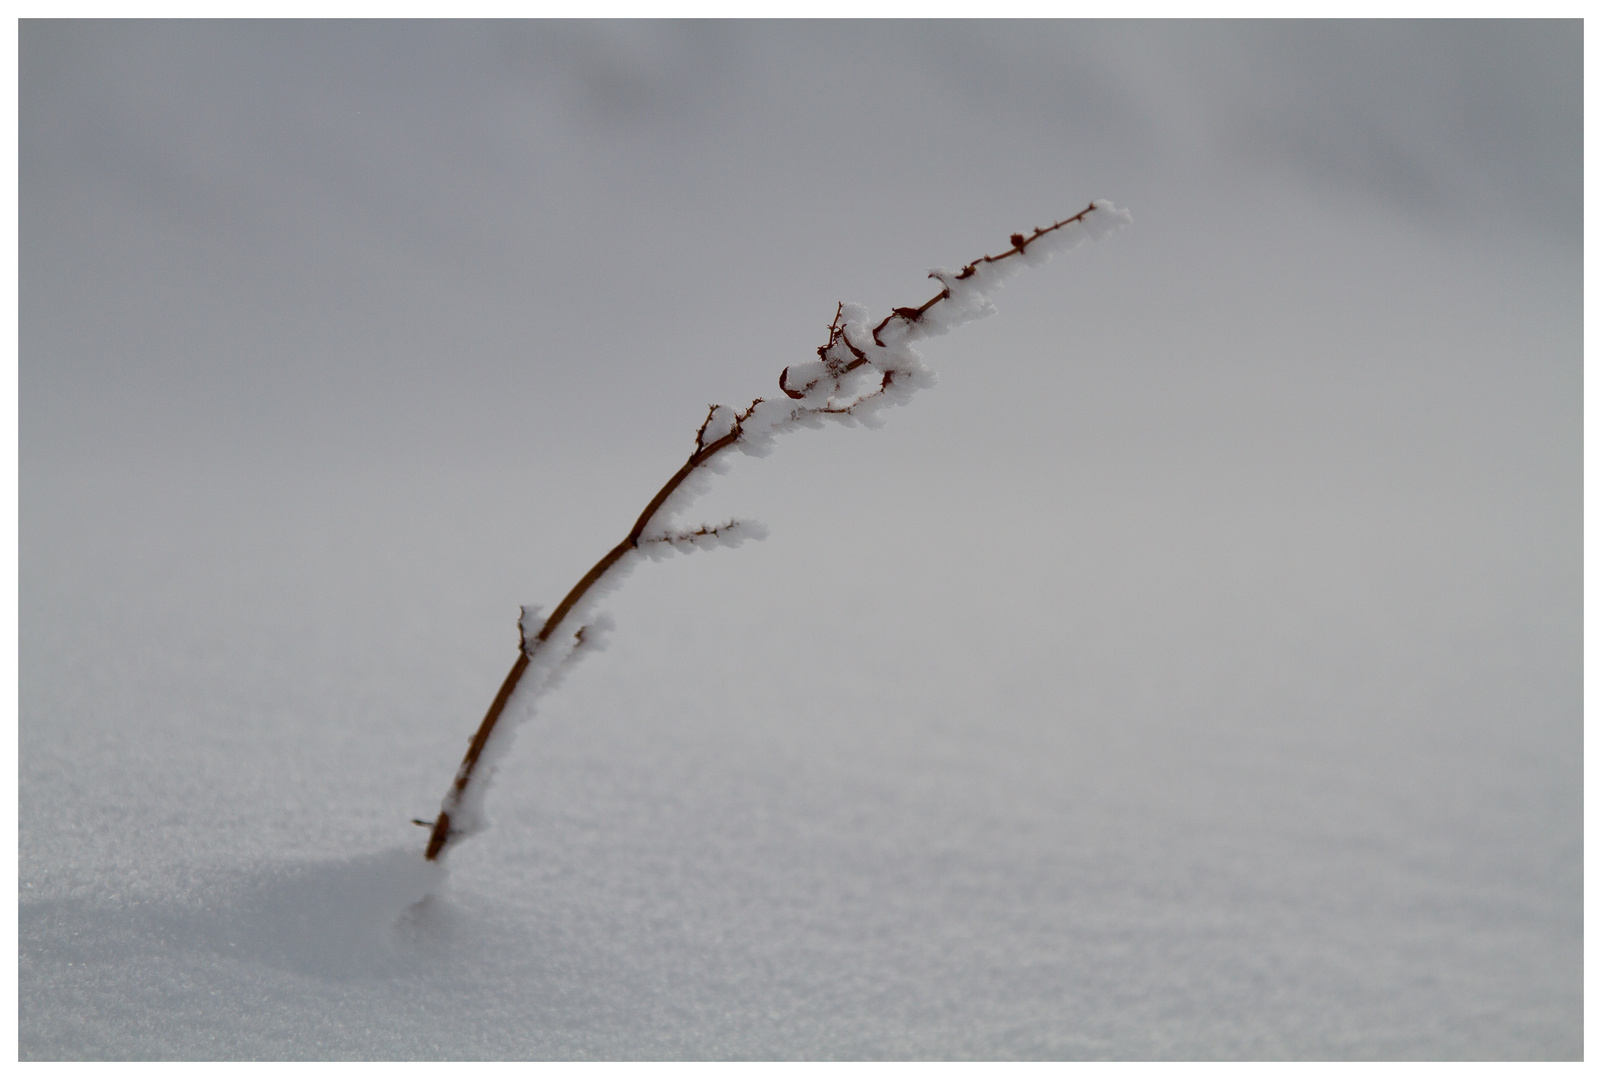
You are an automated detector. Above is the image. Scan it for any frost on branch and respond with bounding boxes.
[640,519,770,559]
[423,200,1131,862]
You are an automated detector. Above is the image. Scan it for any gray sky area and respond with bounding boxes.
[19,21,1581,1059]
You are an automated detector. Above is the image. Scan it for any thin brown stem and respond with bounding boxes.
[870,202,1096,346]
[425,651,528,860]
[423,202,1115,862]
[423,427,743,861]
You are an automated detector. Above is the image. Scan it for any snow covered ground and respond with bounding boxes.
[18,22,1580,1059]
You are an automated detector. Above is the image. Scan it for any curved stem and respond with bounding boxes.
[423,202,1117,862]
[424,427,741,861]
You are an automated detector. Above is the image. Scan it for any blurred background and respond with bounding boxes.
[19,21,1581,1059]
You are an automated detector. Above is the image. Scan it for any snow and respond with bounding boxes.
[18,22,1580,1061]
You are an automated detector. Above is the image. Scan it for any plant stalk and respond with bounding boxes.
[425,428,740,861]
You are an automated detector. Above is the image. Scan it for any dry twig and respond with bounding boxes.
[423,201,1127,862]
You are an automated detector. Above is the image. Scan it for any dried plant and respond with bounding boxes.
[421,200,1131,862]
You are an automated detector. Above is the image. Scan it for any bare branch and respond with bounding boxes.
[422,201,1127,862]
[870,202,1097,346]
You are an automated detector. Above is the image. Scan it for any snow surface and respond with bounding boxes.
[18,22,1580,1060]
